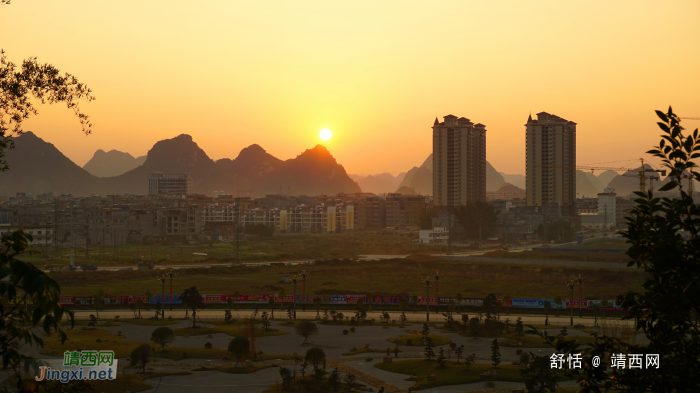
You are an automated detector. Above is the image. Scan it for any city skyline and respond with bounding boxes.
[2,1,699,176]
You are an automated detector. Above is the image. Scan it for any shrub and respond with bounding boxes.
[343,329,349,335]
[516,348,523,355]
[204,342,212,349]
[150,327,175,352]
[228,337,251,366]
[350,327,356,333]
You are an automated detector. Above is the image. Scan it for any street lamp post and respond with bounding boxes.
[433,272,440,314]
[164,268,176,311]
[157,274,167,319]
[575,274,586,318]
[565,279,576,327]
[299,270,309,312]
[290,275,299,319]
[422,276,432,322]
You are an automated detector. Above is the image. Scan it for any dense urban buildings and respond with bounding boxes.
[432,115,487,206]
[148,172,192,197]
[525,112,577,216]
[0,191,430,250]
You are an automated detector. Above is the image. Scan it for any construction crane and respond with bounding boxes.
[680,117,700,120]
[535,158,666,192]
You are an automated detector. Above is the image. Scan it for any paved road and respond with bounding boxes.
[70,309,633,328]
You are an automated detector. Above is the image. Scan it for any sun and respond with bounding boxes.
[319,128,332,141]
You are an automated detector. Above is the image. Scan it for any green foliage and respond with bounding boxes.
[436,347,446,367]
[150,327,175,351]
[244,224,273,237]
[469,317,480,338]
[453,201,500,241]
[423,337,435,360]
[536,221,575,243]
[418,205,441,230]
[491,339,501,368]
[0,50,95,171]
[295,321,319,344]
[0,230,74,384]
[519,353,557,393]
[515,317,523,337]
[130,344,152,373]
[483,293,498,319]
[228,337,250,365]
[180,286,204,329]
[304,347,326,369]
[421,322,430,337]
[528,107,700,392]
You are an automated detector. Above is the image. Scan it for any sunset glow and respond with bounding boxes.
[1,1,698,175]
[319,129,332,141]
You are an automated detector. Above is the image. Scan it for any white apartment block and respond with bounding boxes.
[597,188,617,228]
[205,203,354,234]
[148,172,192,197]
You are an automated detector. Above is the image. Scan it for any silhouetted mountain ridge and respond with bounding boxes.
[0,133,360,197]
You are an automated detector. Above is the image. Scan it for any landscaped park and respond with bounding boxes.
[3,234,647,392]
[16,300,642,393]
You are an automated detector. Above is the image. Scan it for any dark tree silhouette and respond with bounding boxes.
[130,344,152,373]
[228,337,250,366]
[150,327,175,351]
[529,107,700,391]
[0,50,95,171]
[454,202,500,241]
[295,321,319,344]
[180,286,204,329]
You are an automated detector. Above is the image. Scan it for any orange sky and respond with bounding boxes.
[2,1,699,176]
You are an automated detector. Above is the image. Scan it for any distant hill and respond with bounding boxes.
[486,161,506,191]
[497,183,525,193]
[395,154,506,195]
[606,165,660,196]
[597,170,619,189]
[83,149,146,177]
[500,173,525,189]
[395,186,418,195]
[577,170,602,198]
[0,133,361,197]
[349,172,406,194]
[261,145,361,196]
[0,131,107,196]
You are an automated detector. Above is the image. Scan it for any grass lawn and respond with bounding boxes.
[342,346,402,356]
[375,359,569,390]
[90,371,191,393]
[192,365,273,373]
[173,321,288,337]
[30,232,445,267]
[40,328,230,360]
[121,318,181,326]
[387,333,451,346]
[45,237,645,300]
[480,248,630,263]
[61,319,121,327]
[42,328,135,358]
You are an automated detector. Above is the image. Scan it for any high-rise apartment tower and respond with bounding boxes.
[525,112,576,216]
[432,115,486,206]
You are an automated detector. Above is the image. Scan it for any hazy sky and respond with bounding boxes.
[2,1,699,176]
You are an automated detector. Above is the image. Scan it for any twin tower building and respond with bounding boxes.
[432,112,576,216]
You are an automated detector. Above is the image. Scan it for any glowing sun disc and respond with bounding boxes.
[320,128,332,141]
